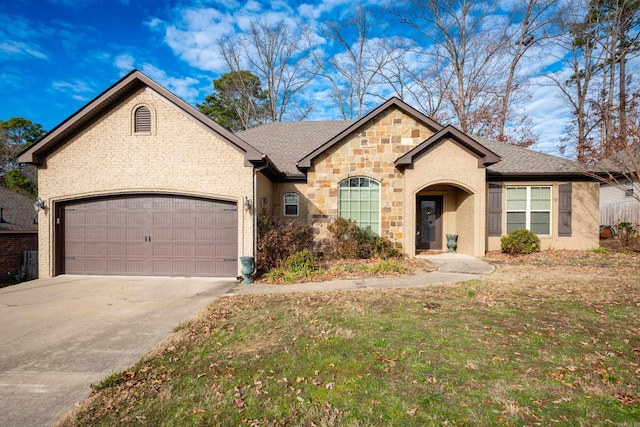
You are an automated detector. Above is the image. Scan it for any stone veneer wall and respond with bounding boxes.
[305,108,436,252]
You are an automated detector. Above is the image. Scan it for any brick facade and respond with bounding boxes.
[36,87,254,278]
[0,233,37,284]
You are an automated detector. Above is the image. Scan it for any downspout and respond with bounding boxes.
[253,163,269,263]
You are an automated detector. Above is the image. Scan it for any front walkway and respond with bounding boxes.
[227,253,494,296]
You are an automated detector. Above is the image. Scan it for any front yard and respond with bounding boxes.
[59,251,639,426]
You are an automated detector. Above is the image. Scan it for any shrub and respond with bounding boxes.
[256,212,313,275]
[615,221,638,248]
[500,228,540,255]
[264,250,317,284]
[284,249,315,273]
[327,218,401,259]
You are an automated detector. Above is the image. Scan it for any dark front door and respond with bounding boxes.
[416,196,443,250]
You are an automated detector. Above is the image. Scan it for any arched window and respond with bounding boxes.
[134,106,152,133]
[283,193,299,216]
[339,177,380,234]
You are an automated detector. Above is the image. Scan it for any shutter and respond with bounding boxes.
[135,106,151,132]
[558,182,572,236]
[488,183,502,236]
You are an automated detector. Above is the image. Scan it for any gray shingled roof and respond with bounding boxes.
[476,137,586,176]
[238,121,355,176]
[0,187,38,232]
[238,121,586,177]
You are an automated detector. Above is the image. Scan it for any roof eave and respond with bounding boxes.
[18,70,264,165]
[487,171,597,180]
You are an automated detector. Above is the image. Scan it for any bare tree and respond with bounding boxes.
[313,6,405,120]
[494,0,556,145]
[549,0,639,162]
[390,0,539,145]
[547,0,604,162]
[218,20,316,122]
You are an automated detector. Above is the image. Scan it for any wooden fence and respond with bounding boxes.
[600,200,640,226]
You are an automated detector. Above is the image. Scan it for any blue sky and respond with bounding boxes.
[1,0,574,156]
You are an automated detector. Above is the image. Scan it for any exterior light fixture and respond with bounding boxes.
[243,196,252,211]
[33,198,46,213]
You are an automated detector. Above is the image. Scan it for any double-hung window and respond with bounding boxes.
[284,193,299,216]
[339,177,380,234]
[506,186,551,235]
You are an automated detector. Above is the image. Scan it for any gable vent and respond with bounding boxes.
[134,106,151,133]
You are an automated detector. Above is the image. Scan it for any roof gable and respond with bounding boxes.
[395,125,501,169]
[297,97,442,170]
[18,70,263,165]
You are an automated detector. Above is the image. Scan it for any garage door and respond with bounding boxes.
[62,195,238,277]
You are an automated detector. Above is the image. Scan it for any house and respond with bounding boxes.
[18,70,600,279]
[597,149,640,227]
[0,186,38,283]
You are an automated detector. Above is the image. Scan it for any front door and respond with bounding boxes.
[416,196,443,250]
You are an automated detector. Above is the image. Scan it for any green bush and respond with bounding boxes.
[284,249,315,273]
[500,228,541,255]
[256,212,313,275]
[327,218,401,259]
[264,249,317,284]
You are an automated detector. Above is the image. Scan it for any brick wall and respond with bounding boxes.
[37,88,254,278]
[0,233,37,284]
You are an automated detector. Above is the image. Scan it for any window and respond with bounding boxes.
[506,186,551,235]
[283,193,299,216]
[625,181,634,197]
[339,177,380,234]
[134,106,151,133]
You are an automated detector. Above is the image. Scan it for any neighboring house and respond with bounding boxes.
[0,186,38,283]
[18,70,600,279]
[597,149,640,226]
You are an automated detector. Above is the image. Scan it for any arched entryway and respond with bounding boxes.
[414,183,476,255]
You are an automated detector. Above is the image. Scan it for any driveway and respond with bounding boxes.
[0,275,237,427]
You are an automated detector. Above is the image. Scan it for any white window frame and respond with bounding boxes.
[338,176,380,234]
[506,186,552,236]
[624,181,634,198]
[283,192,299,216]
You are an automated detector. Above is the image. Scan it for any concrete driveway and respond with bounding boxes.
[0,275,237,427]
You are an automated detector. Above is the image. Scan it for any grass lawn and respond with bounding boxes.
[59,252,639,426]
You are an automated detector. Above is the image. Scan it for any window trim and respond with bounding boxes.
[624,181,634,198]
[506,185,552,236]
[283,192,299,217]
[338,176,381,235]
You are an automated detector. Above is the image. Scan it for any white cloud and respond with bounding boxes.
[114,54,135,72]
[138,64,201,102]
[0,41,48,60]
[522,75,572,156]
[50,79,97,102]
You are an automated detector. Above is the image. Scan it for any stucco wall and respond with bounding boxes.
[305,108,436,250]
[486,181,600,251]
[404,139,487,257]
[37,88,254,278]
